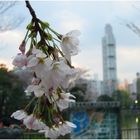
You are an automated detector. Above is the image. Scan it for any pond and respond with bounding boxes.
[121,109,140,129]
[121,109,140,139]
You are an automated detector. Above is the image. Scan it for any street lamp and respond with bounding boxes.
[135,100,138,109]
[135,100,138,104]
[136,117,139,123]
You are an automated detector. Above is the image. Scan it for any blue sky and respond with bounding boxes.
[0,1,140,82]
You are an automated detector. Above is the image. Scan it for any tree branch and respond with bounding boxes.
[0,1,17,14]
[25,0,48,45]
[25,0,37,21]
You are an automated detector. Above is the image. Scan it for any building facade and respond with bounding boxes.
[69,101,121,139]
[102,24,117,95]
[136,72,140,94]
[127,73,140,100]
[72,76,103,101]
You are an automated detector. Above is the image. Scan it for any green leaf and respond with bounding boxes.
[32,39,37,46]
[26,23,34,30]
[47,33,52,40]
[28,31,37,38]
[40,21,50,30]
[44,45,48,51]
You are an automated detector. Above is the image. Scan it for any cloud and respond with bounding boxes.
[0,30,24,69]
[72,46,103,79]
[0,30,24,45]
[117,46,140,82]
[111,1,137,18]
[53,10,88,32]
[71,44,140,82]
[0,30,24,58]
[0,58,13,70]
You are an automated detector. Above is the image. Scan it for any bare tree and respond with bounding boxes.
[123,4,140,37]
[0,1,24,32]
[125,22,140,37]
[0,1,16,14]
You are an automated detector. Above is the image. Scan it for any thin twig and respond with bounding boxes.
[25,1,37,20]
[25,0,48,45]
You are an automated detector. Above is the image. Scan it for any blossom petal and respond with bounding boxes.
[25,85,35,93]
[66,30,81,37]
[11,110,27,120]
[12,54,27,68]
[32,48,46,58]
[27,57,39,67]
[65,121,77,128]
[32,48,42,55]
[34,88,44,97]
[47,128,60,139]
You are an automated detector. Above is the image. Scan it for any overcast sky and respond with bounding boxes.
[0,1,140,82]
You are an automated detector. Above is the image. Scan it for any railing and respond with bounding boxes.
[22,132,45,139]
[22,132,67,139]
[22,129,140,139]
[69,101,120,109]
[122,128,140,139]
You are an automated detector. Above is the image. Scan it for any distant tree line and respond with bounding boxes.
[0,64,30,118]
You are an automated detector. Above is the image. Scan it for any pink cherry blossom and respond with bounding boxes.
[12,53,27,68]
[11,110,27,120]
[61,30,80,62]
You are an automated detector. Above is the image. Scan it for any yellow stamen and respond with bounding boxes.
[38,58,45,64]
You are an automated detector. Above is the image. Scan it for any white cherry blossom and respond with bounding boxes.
[59,121,77,136]
[39,121,76,138]
[31,77,41,85]
[39,126,60,139]
[61,68,81,89]
[11,110,27,120]
[33,58,53,79]
[53,92,76,111]
[27,56,39,68]
[23,114,46,130]
[27,57,79,92]
[12,53,27,68]
[61,30,80,61]
[12,26,81,139]
[37,59,71,91]
[27,48,47,68]
[47,127,60,139]
[32,48,46,58]
[25,84,45,97]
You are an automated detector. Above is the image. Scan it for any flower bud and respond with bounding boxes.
[12,53,27,68]
[19,41,26,54]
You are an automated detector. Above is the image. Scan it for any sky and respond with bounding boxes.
[0,0,140,82]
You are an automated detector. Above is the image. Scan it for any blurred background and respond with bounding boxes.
[0,1,140,139]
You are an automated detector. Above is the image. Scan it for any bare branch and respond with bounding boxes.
[0,1,17,15]
[118,17,140,37]
[0,1,24,32]
[25,1,37,20]
[0,16,25,32]
[122,4,140,37]
[125,23,140,37]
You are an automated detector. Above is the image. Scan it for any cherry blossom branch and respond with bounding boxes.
[25,0,48,45]
[25,1,36,20]
[11,1,80,138]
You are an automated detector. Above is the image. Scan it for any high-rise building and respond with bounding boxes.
[136,72,140,94]
[102,24,117,95]
[127,73,140,100]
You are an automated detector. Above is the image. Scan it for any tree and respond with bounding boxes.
[112,90,133,108]
[70,86,85,101]
[0,1,24,32]
[0,64,28,117]
[97,94,114,101]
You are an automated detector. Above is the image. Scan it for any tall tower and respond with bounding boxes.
[102,24,117,95]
